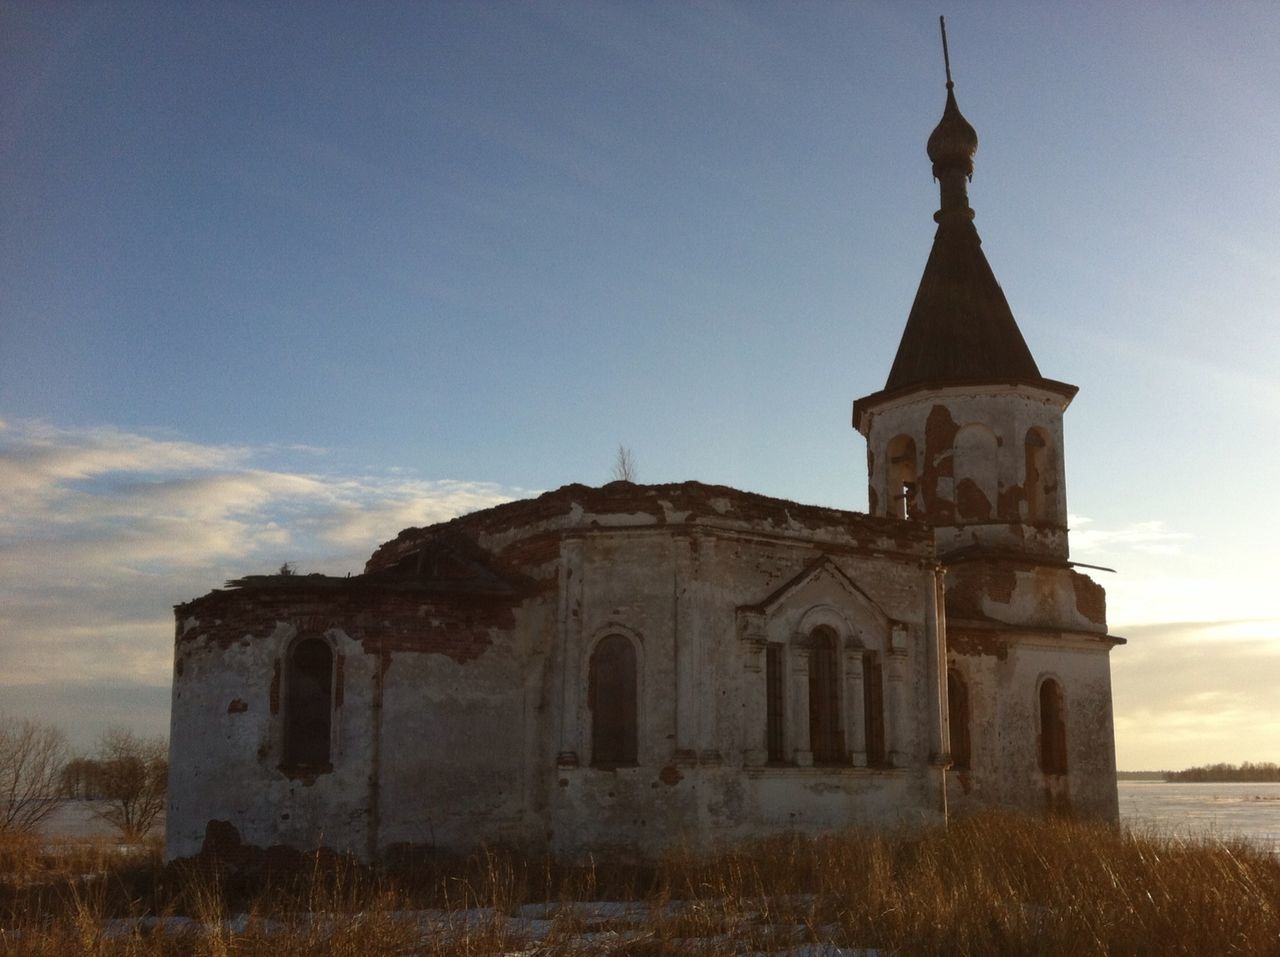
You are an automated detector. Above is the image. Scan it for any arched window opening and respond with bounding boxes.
[953,425,998,522]
[886,435,919,520]
[863,651,887,767]
[589,635,638,768]
[1024,428,1058,523]
[765,643,786,764]
[807,628,844,764]
[1039,678,1067,775]
[947,669,971,770]
[283,637,333,768]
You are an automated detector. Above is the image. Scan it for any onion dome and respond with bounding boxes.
[927,83,978,180]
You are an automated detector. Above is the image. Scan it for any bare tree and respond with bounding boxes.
[58,757,102,800]
[90,728,168,841]
[0,715,69,834]
[611,444,638,483]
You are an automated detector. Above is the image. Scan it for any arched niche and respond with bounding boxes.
[283,636,334,769]
[953,424,998,522]
[1024,427,1059,523]
[587,634,639,768]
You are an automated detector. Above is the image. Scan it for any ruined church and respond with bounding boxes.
[167,64,1122,860]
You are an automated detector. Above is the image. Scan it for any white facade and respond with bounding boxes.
[168,473,1120,860]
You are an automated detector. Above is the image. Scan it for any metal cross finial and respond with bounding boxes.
[940,15,953,89]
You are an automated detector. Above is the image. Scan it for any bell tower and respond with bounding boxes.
[853,23,1077,561]
[854,20,1122,820]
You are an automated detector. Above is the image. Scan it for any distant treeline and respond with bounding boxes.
[1163,762,1280,783]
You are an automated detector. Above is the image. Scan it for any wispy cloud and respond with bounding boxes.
[0,418,522,747]
[1069,515,1192,557]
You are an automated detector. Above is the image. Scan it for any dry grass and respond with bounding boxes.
[1,814,1277,955]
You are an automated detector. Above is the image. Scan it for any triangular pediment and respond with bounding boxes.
[739,556,891,635]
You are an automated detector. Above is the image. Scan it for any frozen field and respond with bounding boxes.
[1119,780,1280,851]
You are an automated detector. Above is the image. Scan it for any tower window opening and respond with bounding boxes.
[886,435,918,520]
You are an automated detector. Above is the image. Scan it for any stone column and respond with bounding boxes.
[556,536,585,767]
[673,532,699,764]
[790,642,813,767]
[886,624,909,767]
[929,567,952,819]
[741,637,768,767]
[844,649,867,767]
[926,565,950,768]
[694,534,719,763]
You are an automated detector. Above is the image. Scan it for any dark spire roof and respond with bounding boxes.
[881,23,1045,394]
[882,212,1044,391]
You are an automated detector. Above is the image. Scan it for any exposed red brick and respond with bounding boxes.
[1071,572,1107,626]
[997,482,1025,522]
[201,819,242,859]
[227,698,248,714]
[948,629,1010,661]
[983,566,1017,604]
[954,478,992,521]
[176,586,518,664]
[945,563,1017,620]
[363,481,932,574]
[922,404,959,524]
[658,765,683,786]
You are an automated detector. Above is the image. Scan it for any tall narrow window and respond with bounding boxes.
[284,637,333,768]
[947,669,971,770]
[589,635,637,767]
[765,643,786,763]
[863,651,886,766]
[807,628,843,764]
[1024,428,1058,523]
[886,435,918,520]
[1039,678,1067,774]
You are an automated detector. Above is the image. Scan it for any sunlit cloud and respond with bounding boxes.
[0,418,523,745]
[1104,573,1280,633]
[1110,623,1280,769]
[1067,515,1278,632]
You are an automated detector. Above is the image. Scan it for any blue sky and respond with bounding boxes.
[2,3,1278,769]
